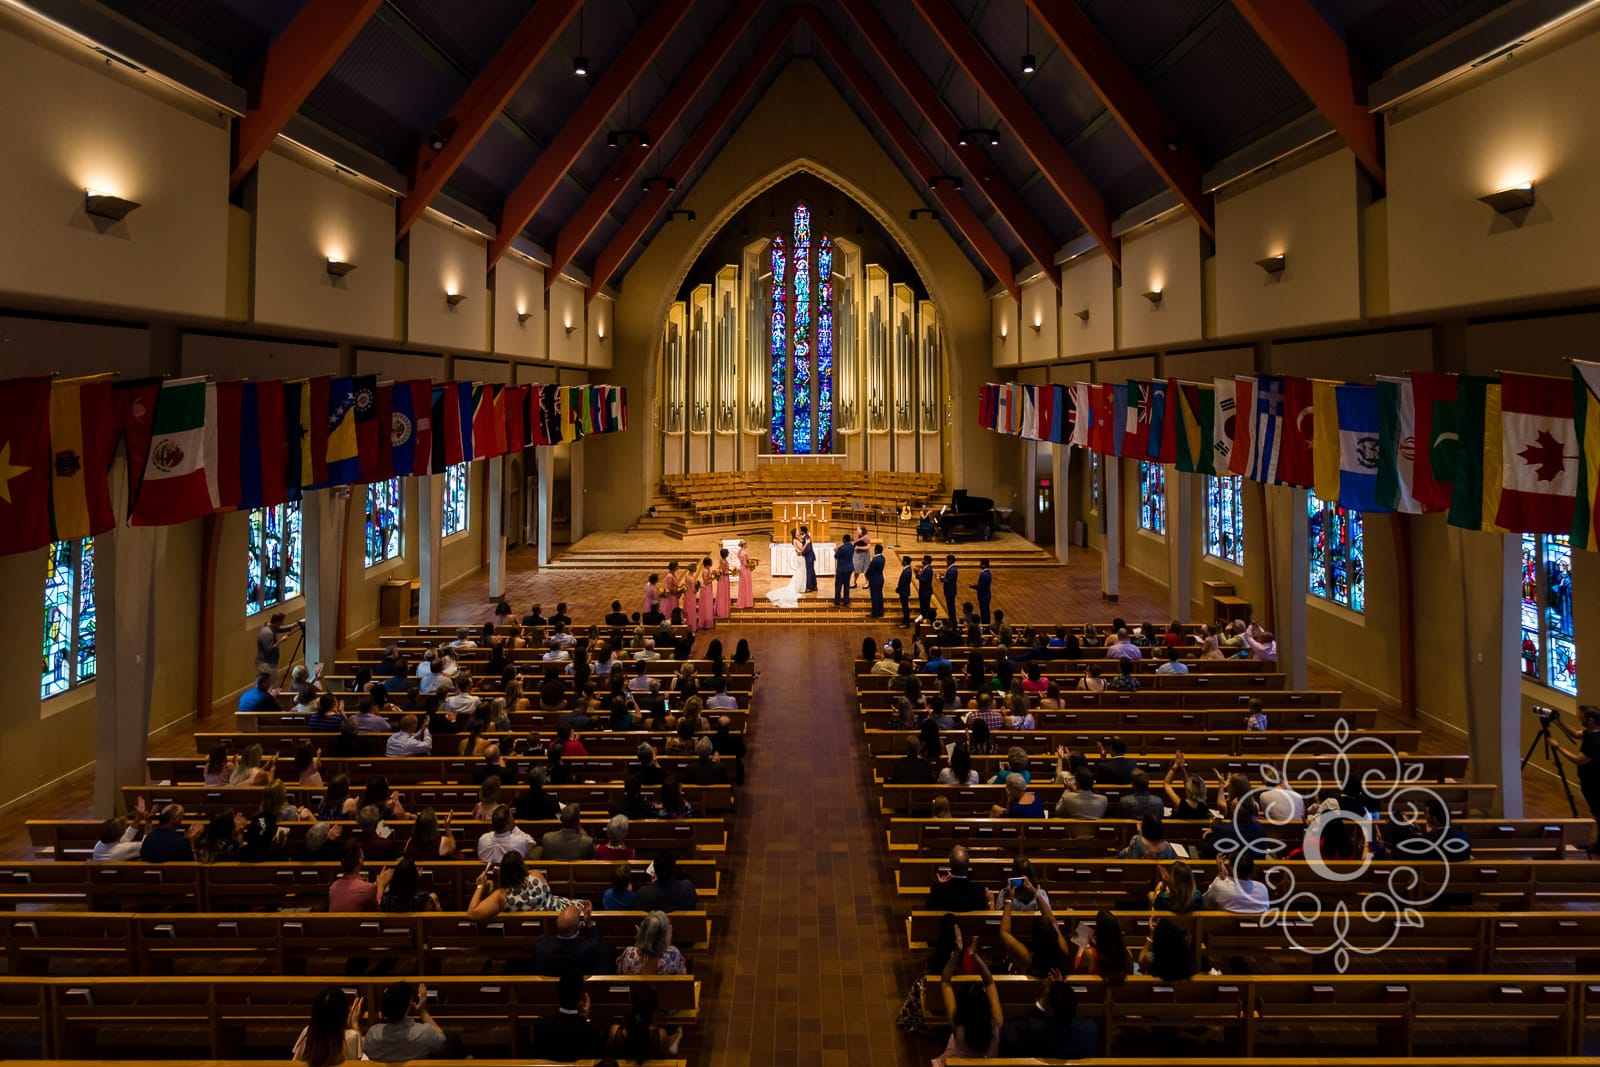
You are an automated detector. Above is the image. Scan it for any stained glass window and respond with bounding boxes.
[817,234,834,453]
[791,204,813,453]
[246,502,303,616]
[1204,475,1244,565]
[1521,532,1576,695]
[42,538,96,700]
[1137,461,1166,535]
[768,203,837,455]
[769,236,787,455]
[365,478,403,568]
[1089,452,1101,515]
[441,463,469,537]
[1308,492,1364,612]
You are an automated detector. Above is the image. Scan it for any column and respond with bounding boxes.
[1264,484,1310,690]
[417,474,443,624]
[535,447,554,568]
[1020,442,1038,542]
[1052,444,1071,565]
[93,488,163,816]
[569,439,585,545]
[1167,469,1193,622]
[1454,530,1524,817]
[487,457,506,600]
[299,488,346,668]
[1101,457,1120,602]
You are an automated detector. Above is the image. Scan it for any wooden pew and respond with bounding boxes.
[861,708,1379,736]
[125,779,737,816]
[151,751,743,786]
[856,689,1342,711]
[863,726,1422,760]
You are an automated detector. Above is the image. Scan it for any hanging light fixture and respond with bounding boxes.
[572,8,588,77]
[1021,8,1036,74]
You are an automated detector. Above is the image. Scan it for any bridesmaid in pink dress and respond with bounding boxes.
[736,540,757,609]
[680,565,697,636]
[661,562,681,621]
[715,548,732,619]
[697,557,717,631]
[644,573,659,618]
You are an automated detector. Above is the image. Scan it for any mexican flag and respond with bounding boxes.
[131,378,218,526]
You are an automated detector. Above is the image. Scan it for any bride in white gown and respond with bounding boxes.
[767,533,809,609]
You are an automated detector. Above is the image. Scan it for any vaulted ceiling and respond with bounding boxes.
[96,0,1509,296]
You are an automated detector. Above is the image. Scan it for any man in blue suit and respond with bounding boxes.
[865,544,887,618]
[942,554,959,623]
[832,535,854,606]
[972,559,993,624]
[799,525,817,592]
[896,555,914,629]
[917,555,935,621]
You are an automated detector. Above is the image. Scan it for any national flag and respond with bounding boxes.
[996,382,1013,435]
[1278,376,1315,488]
[1445,375,1502,532]
[1497,372,1578,534]
[1572,360,1600,549]
[111,378,161,507]
[0,377,53,555]
[1110,382,1129,457]
[562,386,585,443]
[1155,380,1178,464]
[978,384,995,431]
[471,385,503,459]
[1174,381,1214,475]
[1089,383,1115,454]
[1334,384,1390,513]
[1124,380,1151,459]
[1376,376,1424,513]
[610,385,628,432]
[299,377,329,487]
[48,376,116,540]
[1138,380,1169,462]
[503,385,526,451]
[238,380,289,510]
[1412,372,1461,511]
[1229,376,1255,477]
[212,380,243,511]
[538,385,561,445]
[352,375,384,482]
[282,378,305,494]
[1067,384,1090,448]
[390,380,432,477]
[324,376,360,485]
[1246,374,1287,484]
[577,385,597,437]
[1212,378,1237,473]
[1042,384,1063,444]
[131,378,218,526]
[1311,379,1341,503]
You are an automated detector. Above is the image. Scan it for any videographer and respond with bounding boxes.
[1551,704,1600,856]
[256,611,302,675]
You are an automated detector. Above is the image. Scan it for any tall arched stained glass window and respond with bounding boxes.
[1308,492,1363,612]
[1520,532,1576,695]
[769,236,786,455]
[1204,475,1244,565]
[441,463,469,537]
[817,235,834,453]
[42,538,96,700]
[246,502,303,616]
[791,205,813,452]
[1138,461,1166,535]
[767,203,836,455]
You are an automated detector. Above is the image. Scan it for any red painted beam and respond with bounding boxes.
[809,16,1018,301]
[546,1,760,287]
[230,0,382,191]
[489,0,695,269]
[909,0,1116,266]
[395,0,584,241]
[840,2,1060,288]
[1232,0,1385,186]
[1026,0,1213,238]
[584,9,803,302]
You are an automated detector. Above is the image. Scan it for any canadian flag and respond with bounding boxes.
[1497,372,1577,534]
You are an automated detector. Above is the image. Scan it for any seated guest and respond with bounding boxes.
[890,737,936,785]
[540,804,596,860]
[467,852,578,919]
[471,743,511,786]
[542,638,571,665]
[349,695,392,733]
[202,745,236,786]
[938,743,978,786]
[403,807,458,861]
[531,903,612,978]
[635,850,697,911]
[1004,694,1035,730]
[1203,851,1270,913]
[617,910,687,975]
[937,946,1003,1062]
[439,679,479,717]
[1157,646,1189,674]
[516,768,561,821]
[603,600,631,627]
[924,846,989,912]
[705,677,738,711]
[682,736,730,785]
[1151,859,1204,914]
[1117,813,1177,860]
[477,804,535,862]
[1140,916,1197,980]
[1118,769,1165,820]
[384,714,432,757]
[1091,737,1136,785]
[989,772,1045,818]
[1052,757,1108,820]
[603,863,639,910]
[360,776,408,821]
[473,775,505,821]
[292,986,362,1067]
[363,980,453,1061]
[999,973,1097,1059]
[632,743,667,785]
[418,656,451,695]
[711,716,746,785]
[140,803,200,862]
[1107,658,1141,691]
[990,747,1032,785]
[538,666,569,710]
[596,815,634,860]
[1104,628,1142,660]
[378,857,439,912]
[522,603,547,627]
[92,799,148,862]
[229,744,273,786]
[532,973,605,1062]
[1243,622,1278,662]
[656,775,693,819]
[328,844,385,912]
[238,671,279,712]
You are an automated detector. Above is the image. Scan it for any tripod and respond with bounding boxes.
[1521,713,1581,818]
[276,623,307,691]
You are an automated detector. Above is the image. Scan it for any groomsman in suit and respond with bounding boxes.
[865,544,887,618]
[896,556,914,628]
[800,526,817,592]
[972,560,993,624]
[942,554,959,623]
[832,535,855,606]
[917,555,935,621]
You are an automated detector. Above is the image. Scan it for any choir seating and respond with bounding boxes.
[661,468,943,526]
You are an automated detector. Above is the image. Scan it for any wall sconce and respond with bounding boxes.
[517,310,532,325]
[1029,320,1042,333]
[597,331,608,345]
[1255,254,1286,276]
[641,175,676,192]
[957,127,1001,147]
[909,208,940,221]
[1074,308,1090,322]
[1479,182,1534,216]
[927,173,963,191]
[667,209,696,222]
[445,291,466,308]
[85,190,140,221]
[326,258,357,277]
[1142,289,1163,305]
[564,322,577,336]
[608,128,650,148]
[999,325,1008,340]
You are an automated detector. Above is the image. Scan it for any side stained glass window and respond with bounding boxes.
[42,538,96,700]
[1204,475,1244,565]
[1308,492,1364,612]
[441,463,469,537]
[1089,452,1101,515]
[1521,532,1576,695]
[1137,461,1166,534]
[366,478,403,568]
[817,234,834,453]
[246,502,304,616]
[791,204,813,453]
[769,236,787,455]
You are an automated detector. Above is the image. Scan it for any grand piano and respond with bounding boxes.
[932,489,995,543]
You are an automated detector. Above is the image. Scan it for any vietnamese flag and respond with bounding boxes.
[0,378,53,554]
[48,376,117,540]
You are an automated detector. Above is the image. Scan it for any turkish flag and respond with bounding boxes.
[0,377,58,555]
[1278,375,1316,489]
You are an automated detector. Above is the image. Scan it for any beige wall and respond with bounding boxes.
[1214,145,1364,337]
[490,255,547,361]
[992,293,1020,366]
[0,9,229,319]
[252,149,398,339]
[588,294,614,370]
[407,217,490,352]
[1018,276,1056,366]
[1119,214,1203,350]
[1386,9,1600,314]
[547,278,587,366]
[1060,252,1115,358]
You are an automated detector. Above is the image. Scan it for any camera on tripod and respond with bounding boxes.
[1532,704,1560,726]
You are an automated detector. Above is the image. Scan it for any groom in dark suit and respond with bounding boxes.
[832,536,854,606]
[896,556,914,628]
[799,526,817,592]
[865,544,887,618]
